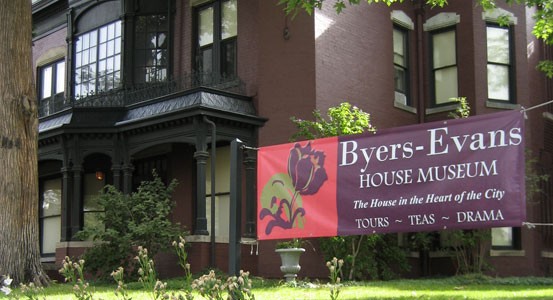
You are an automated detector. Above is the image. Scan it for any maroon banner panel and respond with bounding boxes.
[257,110,525,240]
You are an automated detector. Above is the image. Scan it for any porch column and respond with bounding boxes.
[194,150,209,235]
[70,165,83,239]
[112,164,122,191]
[122,163,134,195]
[60,165,72,242]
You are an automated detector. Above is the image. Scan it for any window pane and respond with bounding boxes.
[42,217,61,254]
[199,7,214,47]
[492,227,513,247]
[115,21,122,38]
[75,36,83,52]
[221,40,236,77]
[433,30,456,68]
[222,0,237,40]
[55,61,65,94]
[201,48,213,74]
[84,173,104,210]
[100,26,108,43]
[75,52,82,67]
[89,46,97,63]
[89,31,97,47]
[135,15,168,84]
[41,177,61,255]
[83,49,89,65]
[82,33,89,49]
[99,43,107,59]
[487,26,509,64]
[487,64,510,101]
[114,54,121,72]
[83,172,104,235]
[41,66,53,99]
[158,32,167,48]
[107,40,115,56]
[393,29,405,66]
[394,66,406,93]
[42,178,61,217]
[434,66,458,104]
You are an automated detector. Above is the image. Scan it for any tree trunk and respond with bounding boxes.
[0,1,49,286]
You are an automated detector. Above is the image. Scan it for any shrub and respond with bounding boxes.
[319,234,409,281]
[76,171,186,279]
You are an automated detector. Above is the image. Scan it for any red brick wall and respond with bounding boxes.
[256,2,317,146]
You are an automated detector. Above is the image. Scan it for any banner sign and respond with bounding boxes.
[257,111,526,240]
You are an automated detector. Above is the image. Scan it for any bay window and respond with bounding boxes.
[74,21,122,98]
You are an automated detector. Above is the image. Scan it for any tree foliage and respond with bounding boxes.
[290,102,376,141]
[278,0,553,78]
[278,0,448,15]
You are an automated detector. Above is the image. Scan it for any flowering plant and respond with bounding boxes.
[136,246,167,300]
[225,270,255,300]
[58,256,93,300]
[326,257,344,300]
[192,270,224,300]
[275,238,304,249]
[1,275,12,296]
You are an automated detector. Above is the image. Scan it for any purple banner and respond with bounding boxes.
[336,110,525,235]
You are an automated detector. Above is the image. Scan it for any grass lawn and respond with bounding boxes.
[3,275,553,299]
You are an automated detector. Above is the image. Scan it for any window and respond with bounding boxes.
[393,26,409,106]
[135,15,169,84]
[83,173,105,235]
[40,178,62,255]
[38,59,65,116]
[431,29,458,106]
[492,227,521,250]
[487,24,513,103]
[132,155,168,190]
[74,21,122,98]
[195,0,237,83]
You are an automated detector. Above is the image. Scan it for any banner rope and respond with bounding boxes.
[241,145,259,151]
[522,222,553,229]
[520,99,553,119]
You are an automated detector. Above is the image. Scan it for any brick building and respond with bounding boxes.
[32,0,553,278]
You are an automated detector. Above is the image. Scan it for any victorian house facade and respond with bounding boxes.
[32,0,553,278]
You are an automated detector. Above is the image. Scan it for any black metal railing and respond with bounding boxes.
[39,72,246,118]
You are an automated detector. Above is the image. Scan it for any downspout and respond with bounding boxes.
[204,116,217,267]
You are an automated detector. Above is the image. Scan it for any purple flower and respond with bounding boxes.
[287,142,328,195]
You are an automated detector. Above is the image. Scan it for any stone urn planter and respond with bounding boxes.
[275,247,305,282]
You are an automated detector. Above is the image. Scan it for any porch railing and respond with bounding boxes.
[39,72,246,118]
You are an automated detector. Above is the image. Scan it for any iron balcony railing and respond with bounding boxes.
[38,72,246,118]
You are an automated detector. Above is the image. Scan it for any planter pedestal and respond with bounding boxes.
[275,248,305,282]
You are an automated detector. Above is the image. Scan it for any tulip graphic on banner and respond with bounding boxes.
[259,142,328,235]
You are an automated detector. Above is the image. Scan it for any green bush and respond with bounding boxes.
[319,234,409,281]
[76,171,186,279]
